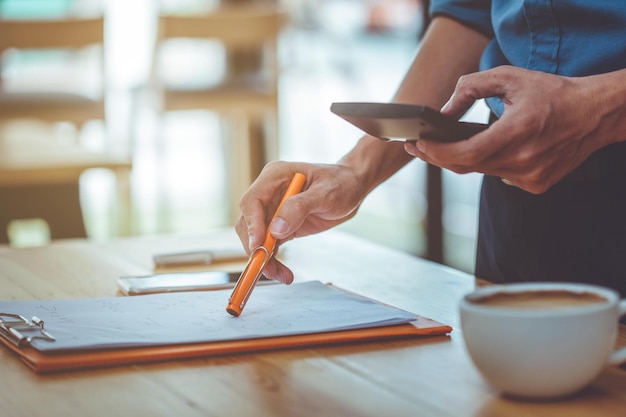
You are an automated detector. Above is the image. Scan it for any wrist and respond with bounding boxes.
[338,135,412,195]
[585,70,626,148]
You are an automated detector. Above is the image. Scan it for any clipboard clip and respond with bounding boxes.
[0,312,56,348]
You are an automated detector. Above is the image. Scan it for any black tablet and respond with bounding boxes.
[330,102,487,143]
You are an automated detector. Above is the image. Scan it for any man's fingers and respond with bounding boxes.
[269,193,309,240]
[441,66,514,118]
[239,197,268,251]
[262,258,294,284]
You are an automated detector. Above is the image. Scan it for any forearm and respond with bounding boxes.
[339,16,490,195]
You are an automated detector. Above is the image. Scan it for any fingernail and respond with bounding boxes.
[248,234,255,250]
[416,140,426,153]
[270,217,289,236]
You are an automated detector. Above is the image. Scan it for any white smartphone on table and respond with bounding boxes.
[117,271,275,296]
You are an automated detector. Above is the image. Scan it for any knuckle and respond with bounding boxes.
[455,74,479,97]
[238,193,253,210]
[455,74,471,89]
[263,160,283,174]
[492,65,516,80]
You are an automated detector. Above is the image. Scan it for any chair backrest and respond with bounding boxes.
[150,2,288,225]
[157,6,285,49]
[0,16,106,110]
[153,3,287,87]
[0,17,104,53]
[0,16,105,85]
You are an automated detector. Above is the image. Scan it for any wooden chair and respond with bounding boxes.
[151,1,287,223]
[0,16,106,127]
[0,15,133,245]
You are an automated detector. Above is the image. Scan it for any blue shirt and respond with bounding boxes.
[430,1,626,116]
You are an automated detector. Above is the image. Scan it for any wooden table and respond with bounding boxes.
[0,229,624,416]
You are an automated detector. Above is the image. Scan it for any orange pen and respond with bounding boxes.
[226,172,307,317]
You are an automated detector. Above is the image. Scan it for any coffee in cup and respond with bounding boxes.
[460,282,626,400]
[471,289,607,309]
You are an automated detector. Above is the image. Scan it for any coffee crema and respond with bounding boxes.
[470,290,608,309]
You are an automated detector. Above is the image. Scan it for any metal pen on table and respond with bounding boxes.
[226,172,307,317]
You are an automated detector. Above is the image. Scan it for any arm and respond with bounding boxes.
[340,16,490,195]
[236,16,490,283]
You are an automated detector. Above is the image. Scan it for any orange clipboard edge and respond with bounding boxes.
[1,317,451,374]
[0,282,452,374]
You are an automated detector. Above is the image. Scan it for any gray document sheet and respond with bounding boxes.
[0,281,417,352]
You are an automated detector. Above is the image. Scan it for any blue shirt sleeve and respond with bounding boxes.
[430,0,494,38]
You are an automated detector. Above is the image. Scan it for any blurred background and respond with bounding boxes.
[0,0,488,274]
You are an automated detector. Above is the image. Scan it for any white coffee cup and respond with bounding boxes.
[460,282,626,399]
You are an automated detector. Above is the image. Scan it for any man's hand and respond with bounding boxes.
[405,66,620,194]
[236,160,365,283]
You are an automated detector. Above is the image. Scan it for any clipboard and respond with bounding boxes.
[330,102,488,143]
[0,281,452,374]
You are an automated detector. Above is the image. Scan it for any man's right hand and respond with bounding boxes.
[235,160,365,284]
